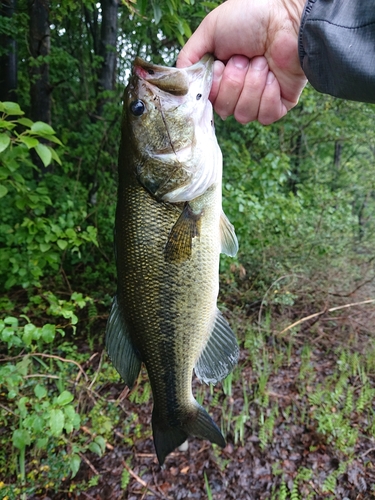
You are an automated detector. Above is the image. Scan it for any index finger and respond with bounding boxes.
[176,17,215,68]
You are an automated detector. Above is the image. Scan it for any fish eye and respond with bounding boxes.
[130,100,145,116]
[196,93,202,100]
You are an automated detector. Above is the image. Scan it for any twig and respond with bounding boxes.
[0,353,88,381]
[0,402,18,416]
[361,447,375,458]
[278,298,375,336]
[0,352,26,362]
[31,353,88,381]
[79,452,99,475]
[81,492,96,500]
[122,460,163,498]
[88,350,104,391]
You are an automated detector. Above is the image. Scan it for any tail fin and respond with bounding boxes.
[152,403,225,465]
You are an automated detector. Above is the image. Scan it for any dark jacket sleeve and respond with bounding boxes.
[299,0,375,103]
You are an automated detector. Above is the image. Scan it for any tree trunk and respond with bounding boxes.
[0,0,18,102]
[96,0,118,113]
[28,0,51,124]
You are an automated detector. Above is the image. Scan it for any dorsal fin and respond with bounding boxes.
[194,309,239,384]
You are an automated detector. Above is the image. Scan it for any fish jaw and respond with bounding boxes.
[124,54,221,203]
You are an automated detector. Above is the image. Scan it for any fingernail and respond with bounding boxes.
[266,71,275,84]
[251,57,267,71]
[231,55,249,70]
[213,60,224,81]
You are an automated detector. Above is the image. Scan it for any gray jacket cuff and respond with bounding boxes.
[299,0,375,103]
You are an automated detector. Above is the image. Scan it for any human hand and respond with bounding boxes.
[177,0,307,125]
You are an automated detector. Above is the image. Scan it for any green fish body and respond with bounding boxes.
[106,55,239,465]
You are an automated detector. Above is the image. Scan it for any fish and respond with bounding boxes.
[106,54,239,466]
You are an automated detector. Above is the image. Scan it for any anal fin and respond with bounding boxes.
[194,309,239,384]
[105,296,141,388]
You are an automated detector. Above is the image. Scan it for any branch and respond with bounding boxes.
[278,299,375,336]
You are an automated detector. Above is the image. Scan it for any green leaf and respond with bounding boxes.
[36,437,48,449]
[35,142,52,167]
[89,441,102,456]
[4,316,18,326]
[69,454,81,478]
[12,429,31,449]
[41,323,55,343]
[39,242,51,252]
[176,32,185,47]
[201,1,219,7]
[34,384,47,399]
[49,408,65,436]
[64,405,81,430]
[56,390,74,406]
[46,134,63,146]
[23,323,40,345]
[94,435,107,455]
[50,147,62,165]
[0,119,16,130]
[152,2,162,24]
[0,184,8,198]
[181,18,192,38]
[3,101,24,116]
[16,117,34,128]
[65,228,76,239]
[32,415,45,433]
[19,136,39,149]
[31,121,56,135]
[57,239,68,250]
[0,133,11,153]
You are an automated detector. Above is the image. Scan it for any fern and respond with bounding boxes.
[290,480,301,500]
[322,472,337,494]
[277,479,288,500]
[121,467,131,490]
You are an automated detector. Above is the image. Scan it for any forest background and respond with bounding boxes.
[1,0,375,499]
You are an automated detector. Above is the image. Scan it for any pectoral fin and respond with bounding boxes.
[220,211,238,257]
[164,202,202,263]
[194,309,239,384]
[105,296,141,388]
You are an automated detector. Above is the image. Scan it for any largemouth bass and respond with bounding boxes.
[106,54,239,465]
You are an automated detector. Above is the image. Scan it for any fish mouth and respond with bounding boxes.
[133,54,214,99]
